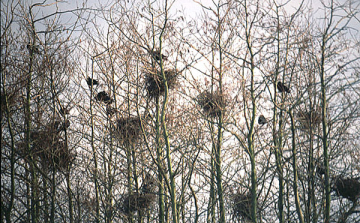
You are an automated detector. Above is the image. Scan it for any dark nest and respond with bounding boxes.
[145,69,178,98]
[32,131,75,171]
[115,116,143,144]
[333,177,360,202]
[297,109,321,129]
[231,191,256,221]
[19,125,75,171]
[197,90,226,118]
[119,193,156,214]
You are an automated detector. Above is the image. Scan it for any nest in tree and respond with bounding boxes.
[333,177,360,202]
[119,193,156,214]
[20,125,75,171]
[232,191,255,221]
[297,109,321,129]
[145,69,178,98]
[39,140,75,171]
[197,90,226,117]
[115,116,144,144]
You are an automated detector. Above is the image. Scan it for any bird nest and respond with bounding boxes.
[115,116,144,145]
[19,127,75,171]
[297,109,321,130]
[119,193,156,215]
[145,69,178,98]
[197,90,226,118]
[231,191,256,221]
[333,177,360,202]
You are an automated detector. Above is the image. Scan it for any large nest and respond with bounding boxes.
[20,133,75,171]
[19,122,75,171]
[333,177,360,202]
[119,174,157,215]
[119,193,156,215]
[197,90,226,118]
[115,116,144,144]
[145,69,178,98]
[297,109,321,129]
[231,191,256,221]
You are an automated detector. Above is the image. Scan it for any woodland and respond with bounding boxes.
[1,0,360,222]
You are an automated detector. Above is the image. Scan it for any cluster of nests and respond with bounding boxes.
[18,120,75,171]
[119,174,157,214]
[231,191,257,221]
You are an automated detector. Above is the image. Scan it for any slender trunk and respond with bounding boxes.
[66,172,74,223]
[274,12,284,222]
[320,32,331,223]
[215,115,225,223]
[207,142,216,223]
[26,29,38,223]
[160,66,178,223]
[155,96,165,223]
[50,170,55,223]
[3,86,16,223]
[90,59,100,223]
[309,126,317,223]
[126,145,133,223]
[43,177,49,223]
[215,7,226,222]
[290,111,305,223]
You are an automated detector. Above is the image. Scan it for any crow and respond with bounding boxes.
[95,91,113,104]
[86,77,99,86]
[27,44,42,55]
[151,50,168,61]
[277,81,291,93]
[258,115,267,125]
[60,107,70,115]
